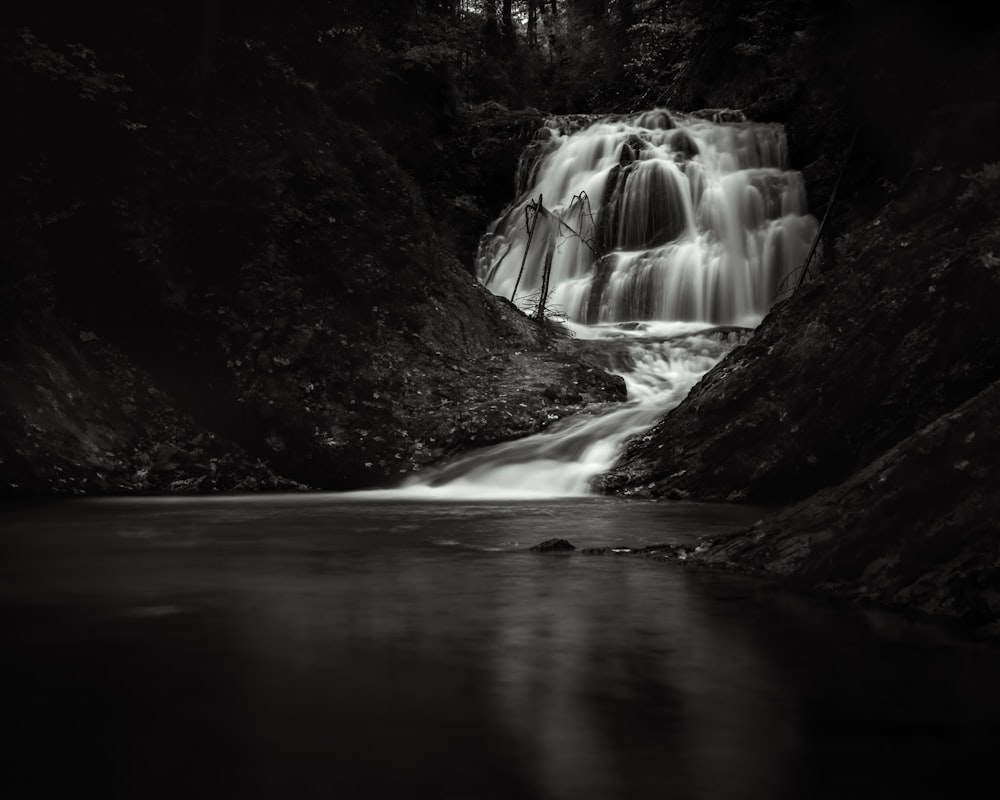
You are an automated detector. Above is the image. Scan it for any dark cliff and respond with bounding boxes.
[0,4,622,496]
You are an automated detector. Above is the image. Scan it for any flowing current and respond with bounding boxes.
[407,109,818,497]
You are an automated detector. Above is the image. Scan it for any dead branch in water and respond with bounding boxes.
[510,194,542,302]
[509,192,601,309]
[537,191,601,257]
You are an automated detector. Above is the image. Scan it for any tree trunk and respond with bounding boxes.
[484,0,498,34]
[537,248,554,321]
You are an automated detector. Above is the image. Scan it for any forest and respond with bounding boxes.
[3,0,1000,632]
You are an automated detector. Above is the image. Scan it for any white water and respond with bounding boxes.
[405,109,816,498]
[480,108,817,327]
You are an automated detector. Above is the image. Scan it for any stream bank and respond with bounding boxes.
[0,16,613,498]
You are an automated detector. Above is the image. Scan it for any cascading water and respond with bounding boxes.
[481,108,815,327]
[402,109,817,499]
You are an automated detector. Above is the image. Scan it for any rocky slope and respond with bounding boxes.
[678,374,1000,638]
[0,10,621,498]
[601,170,1000,503]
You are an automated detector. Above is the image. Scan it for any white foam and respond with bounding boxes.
[478,108,816,326]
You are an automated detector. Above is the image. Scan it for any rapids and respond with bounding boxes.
[409,109,817,497]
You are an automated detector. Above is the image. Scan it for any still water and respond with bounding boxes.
[2,495,999,799]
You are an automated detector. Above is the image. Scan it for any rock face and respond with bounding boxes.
[680,376,1000,638]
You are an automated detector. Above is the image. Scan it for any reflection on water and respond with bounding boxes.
[2,496,999,799]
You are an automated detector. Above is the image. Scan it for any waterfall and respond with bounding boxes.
[394,109,817,499]
[478,108,817,328]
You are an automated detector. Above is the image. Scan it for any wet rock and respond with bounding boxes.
[619,134,648,167]
[681,376,1000,636]
[582,543,684,557]
[669,129,700,161]
[619,142,636,167]
[530,538,576,552]
[634,109,675,130]
[543,383,583,404]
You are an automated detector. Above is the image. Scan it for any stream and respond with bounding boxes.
[3,495,1000,799]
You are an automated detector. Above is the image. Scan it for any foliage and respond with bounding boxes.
[317,24,390,112]
[621,19,702,108]
[960,162,1000,210]
[6,27,130,102]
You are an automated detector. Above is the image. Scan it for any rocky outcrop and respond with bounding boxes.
[0,15,617,498]
[600,170,1000,504]
[530,538,576,552]
[669,375,1000,638]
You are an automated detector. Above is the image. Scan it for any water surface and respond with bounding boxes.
[2,495,998,799]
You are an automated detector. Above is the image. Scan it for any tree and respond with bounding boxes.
[483,0,499,33]
[502,0,515,39]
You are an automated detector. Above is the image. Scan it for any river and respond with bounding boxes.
[3,494,1000,799]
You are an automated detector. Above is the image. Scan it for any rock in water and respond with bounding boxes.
[530,538,576,552]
